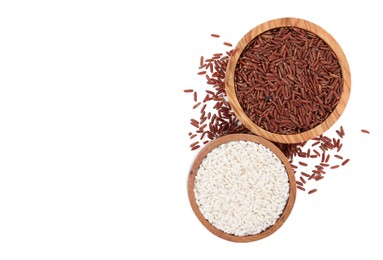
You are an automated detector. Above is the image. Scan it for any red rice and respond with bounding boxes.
[190,141,199,147]
[193,102,201,109]
[336,130,343,138]
[341,159,350,166]
[297,186,306,191]
[234,27,343,134]
[340,126,345,136]
[191,145,200,151]
[308,189,317,194]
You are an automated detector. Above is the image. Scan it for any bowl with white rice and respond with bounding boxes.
[188,134,296,242]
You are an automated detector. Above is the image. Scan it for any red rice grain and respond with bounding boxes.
[223,42,233,47]
[190,141,199,147]
[211,34,220,38]
[330,165,340,169]
[299,161,308,166]
[341,159,350,166]
[340,126,345,136]
[297,186,306,191]
[193,102,201,109]
[308,189,318,194]
[298,152,307,158]
[200,56,204,67]
[184,89,194,93]
[191,145,200,151]
[336,130,343,138]
[200,104,207,113]
[191,122,199,128]
[361,129,370,134]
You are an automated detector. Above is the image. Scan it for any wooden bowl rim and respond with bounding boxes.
[225,17,351,144]
[187,134,296,242]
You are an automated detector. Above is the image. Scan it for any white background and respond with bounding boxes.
[0,0,382,259]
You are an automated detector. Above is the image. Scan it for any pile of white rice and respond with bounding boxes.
[194,140,290,236]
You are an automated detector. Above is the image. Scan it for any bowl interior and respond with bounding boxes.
[187,134,296,242]
[225,18,351,143]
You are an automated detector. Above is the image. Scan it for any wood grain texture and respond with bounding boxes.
[225,17,351,143]
[187,134,296,242]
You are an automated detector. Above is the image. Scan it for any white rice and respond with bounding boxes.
[194,140,289,236]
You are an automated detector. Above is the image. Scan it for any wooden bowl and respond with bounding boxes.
[187,134,296,242]
[225,17,351,143]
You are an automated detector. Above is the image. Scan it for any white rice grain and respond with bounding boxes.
[194,140,289,236]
